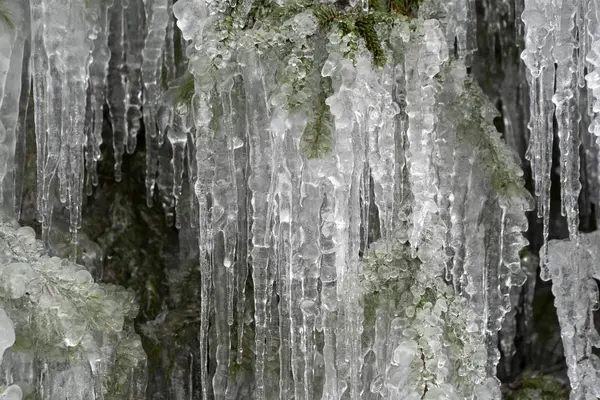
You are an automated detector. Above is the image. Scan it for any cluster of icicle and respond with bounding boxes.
[522,0,600,396]
[0,0,184,251]
[170,0,531,398]
[0,214,147,399]
[0,0,548,398]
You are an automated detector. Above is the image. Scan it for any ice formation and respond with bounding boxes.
[2,0,600,398]
[0,217,147,399]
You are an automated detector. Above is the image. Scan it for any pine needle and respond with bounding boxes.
[173,74,196,107]
[0,0,14,31]
[313,4,340,30]
[301,78,334,159]
[355,14,387,67]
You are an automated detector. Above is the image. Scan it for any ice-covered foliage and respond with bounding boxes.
[0,214,147,399]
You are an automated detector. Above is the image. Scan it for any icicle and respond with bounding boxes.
[125,0,146,154]
[552,0,580,239]
[298,162,322,399]
[30,0,93,245]
[318,184,339,400]
[450,149,477,295]
[30,0,49,238]
[0,0,26,216]
[241,50,273,400]
[272,106,294,400]
[85,0,112,195]
[222,77,238,327]
[142,0,169,203]
[368,64,398,251]
[233,86,249,365]
[443,0,476,63]
[107,0,128,182]
[212,229,232,400]
[404,20,448,254]
[323,51,365,399]
[166,107,187,229]
[547,233,600,398]
[14,23,31,221]
[521,0,556,267]
[209,74,239,398]
[192,82,215,400]
[164,0,176,83]
[64,2,93,253]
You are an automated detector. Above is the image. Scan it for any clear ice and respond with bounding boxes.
[0,0,598,398]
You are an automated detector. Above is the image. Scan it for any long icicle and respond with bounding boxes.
[521,0,556,267]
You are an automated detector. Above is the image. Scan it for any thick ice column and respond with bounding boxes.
[271,106,295,400]
[366,63,399,252]
[0,0,26,217]
[323,52,365,399]
[239,48,275,400]
[546,233,600,398]
[296,161,322,399]
[404,20,448,256]
[191,61,215,400]
[210,74,240,399]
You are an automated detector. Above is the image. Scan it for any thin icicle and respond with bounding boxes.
[125,0,146,154]
[85,0,112,196]
[318,184,339,400]
[14,14,31,220]
[553,0,581,239]
[165,104,188,230]
[298,162,322,400]
[107,0,128,182]
[142,0,169,203]
[193,85,215,400]
[272,106,294,400]
[521,0,555,266]
[222,77,238,327]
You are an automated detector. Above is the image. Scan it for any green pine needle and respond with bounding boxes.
[390,0,421,16]
[355,14,387,67]
[0,0,14,31]
[301,78,334,159]
[173,74,196,107]
[313,4,340,30]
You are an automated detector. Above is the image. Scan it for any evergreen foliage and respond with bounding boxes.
[0,0,14,30]
[301,78,335,159]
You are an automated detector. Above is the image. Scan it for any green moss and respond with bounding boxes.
[507,371,569,399]
[452,85,527,199]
